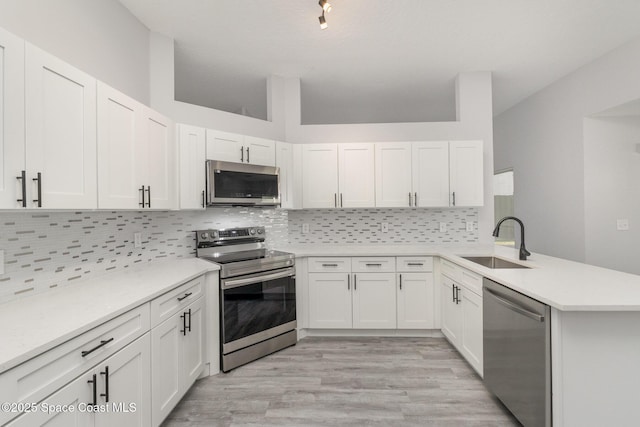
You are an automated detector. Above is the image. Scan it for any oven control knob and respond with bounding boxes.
[257,228,264,234]
[249,228,256,235]
[200,232,209,240]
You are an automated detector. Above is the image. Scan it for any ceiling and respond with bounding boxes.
[119,0,640,124]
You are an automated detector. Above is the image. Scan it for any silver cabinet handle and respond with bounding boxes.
[246,147,250,163]
[354,274,357,290]
[33,172,42,207]
[399,274,402,290]
[407,263,423,266]
[340,193,343,207]
[240,146,244,162]
[16,171,27,207]
[485,288,545,322]
[414,192,418,207]
[322,263,338,267]
[452,191,456,206]
[347,274,350,290]
[409,192,412,207]
[334,193,337,208]
[365,263,382,267]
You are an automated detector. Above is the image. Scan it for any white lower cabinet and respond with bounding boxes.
[352,273,396,329]
[307,257,435,331]
[440,260,483,376]
[7,334,151,427]
[151,296,204,426]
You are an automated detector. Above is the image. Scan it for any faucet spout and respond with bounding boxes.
[492,216,531,261]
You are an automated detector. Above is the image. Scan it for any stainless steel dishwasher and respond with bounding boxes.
[483,278,551,427]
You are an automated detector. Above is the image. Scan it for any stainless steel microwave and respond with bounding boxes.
[206,160,280,206]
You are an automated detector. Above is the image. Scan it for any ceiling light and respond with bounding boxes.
[319,0,332,13]
[319,13,328,30]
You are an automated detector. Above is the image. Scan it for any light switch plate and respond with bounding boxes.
[617,219,629,231]
[381,223,389,233]
[0,250,4,275]
[134,232,142,248]
[302,223,310,234]
[439,222,447,233]
[466,221,474,232]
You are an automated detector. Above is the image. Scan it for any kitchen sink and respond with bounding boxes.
[461,256,530,269]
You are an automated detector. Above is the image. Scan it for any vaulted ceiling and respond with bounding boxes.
[119,0,640,124]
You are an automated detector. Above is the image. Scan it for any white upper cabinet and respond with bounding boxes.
[97,82,145,209]
[206,130,276,166]
[338,143,375,208]
[97,84,176,210]
[412,141,450,207]
[25,43,97,209]
[449,140,484,206]
[143,107,175,210]
[244,135,276,166]
[275,141,294,209]
[375,142,412,207]
[178,124,206,210]
[302,144,339,208]
[0,27,25,209]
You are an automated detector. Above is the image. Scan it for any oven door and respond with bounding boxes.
[220,267,296,354]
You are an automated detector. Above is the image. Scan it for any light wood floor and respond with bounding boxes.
[162,336,520,427]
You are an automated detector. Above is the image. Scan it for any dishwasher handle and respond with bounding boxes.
[484,287,545,322]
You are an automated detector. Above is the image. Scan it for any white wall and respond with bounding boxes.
[0,0,150,103]
[494,36,640,263]
[584,116,640,274]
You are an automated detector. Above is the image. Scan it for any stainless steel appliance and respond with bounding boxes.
[196,226,296,372]
[206,160,280,206]
[483,278,551,426]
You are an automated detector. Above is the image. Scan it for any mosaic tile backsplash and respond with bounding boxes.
[288,208,479,244]
[0,208,288,304]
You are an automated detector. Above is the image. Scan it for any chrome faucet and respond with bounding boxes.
[492,216,531,261]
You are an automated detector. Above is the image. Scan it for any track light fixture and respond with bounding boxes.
[318,0,332,29]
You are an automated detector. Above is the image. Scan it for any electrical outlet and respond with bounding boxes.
[134,232,142,248]
[302,223,310,234]
[381,223,389,233]
[617,219,629,231]
[439,222,447,233]
[0,250,4,275]
[466,221,474,232]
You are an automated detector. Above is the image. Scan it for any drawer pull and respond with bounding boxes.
[322,263,338,267]
[407,263,424,266]
[181,309,192,336]
[365,263,382,267]
[100,366,110,402]
[177,292,193,301]
[81,338,114,357]
[399,274,403,290]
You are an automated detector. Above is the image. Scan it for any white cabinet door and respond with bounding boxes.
[461,288,483,376]
[449,140,483,206]
[177,124,206,210]
[275,141,294,209]
[144,108,175,210]
[352,273,396,329]
[97,82,145,209]
[151,311,181,426]
[302,144,339,208]
[412,141,449,207]
[338,143,375,208]
[95,334,151,427]
[440,277,462,345]
[0,27,25,209]
[205,129,243,163]
[397,272,434,329]
[374,142,412,208]
[25,43,97,209]
[182,298,205,389]
[308,273,352,328]
[244,136,276,166]
[6,372,93,427]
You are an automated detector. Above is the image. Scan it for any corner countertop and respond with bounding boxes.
[276,243,640,312]
[0,258,218,374]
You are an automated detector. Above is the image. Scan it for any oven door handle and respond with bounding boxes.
[222,269,295,290]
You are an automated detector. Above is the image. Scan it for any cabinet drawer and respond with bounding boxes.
[441,258,461,281]
[351,257,395,273]
[396,257,433,272]
[440,258,482,295]
[0,303,150,425]
[150,275,204,327]
[308,257,351,273]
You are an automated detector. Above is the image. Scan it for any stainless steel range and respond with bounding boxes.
[196,226,296,372]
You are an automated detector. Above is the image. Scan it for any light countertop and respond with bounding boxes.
[0,258,218,374]
[277,243,640,312]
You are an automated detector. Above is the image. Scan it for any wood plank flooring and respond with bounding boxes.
[162,336,520,427]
